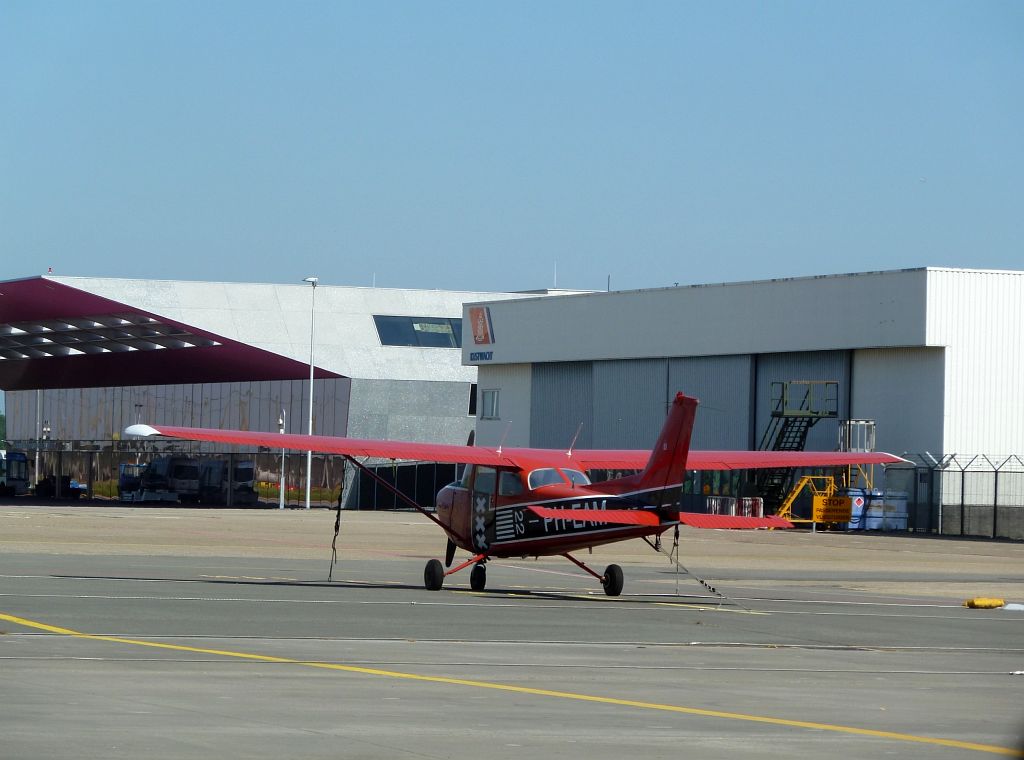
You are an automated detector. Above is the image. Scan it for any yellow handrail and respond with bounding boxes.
[776,475,837,521]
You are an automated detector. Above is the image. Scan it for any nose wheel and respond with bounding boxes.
[424,559,445,591]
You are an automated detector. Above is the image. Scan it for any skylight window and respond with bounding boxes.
[373,316,463,348]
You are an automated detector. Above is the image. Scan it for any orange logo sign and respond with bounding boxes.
[469,307,495,345]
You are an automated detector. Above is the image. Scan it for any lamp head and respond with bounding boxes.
[303,277,319,286]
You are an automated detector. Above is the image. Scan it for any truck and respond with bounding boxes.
[0,450,30,497]
[198,458,259,506]
[135,455,200,503]
[118,463,148,502]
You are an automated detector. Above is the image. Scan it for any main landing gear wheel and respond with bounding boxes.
[602,564,624,597]
[470,563,487,592]
[424,559,445,591]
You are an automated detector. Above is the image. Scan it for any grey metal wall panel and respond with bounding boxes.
[328,378,351,436]
[529,362,594,449]
[592,359,668,449]
[851,348,944,457]
[669,355,753,450]
[6,378,353,448]
[346,378,472,445]
[754,351,851,452]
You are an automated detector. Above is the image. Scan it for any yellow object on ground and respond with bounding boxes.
[963,598,1006,609]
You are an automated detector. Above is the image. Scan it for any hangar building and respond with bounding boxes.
[0,275,525,505]
[464,268,1024,538]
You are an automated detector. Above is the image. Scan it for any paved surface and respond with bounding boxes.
[1,504,1022,759]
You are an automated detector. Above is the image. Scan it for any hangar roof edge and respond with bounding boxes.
[0,276,529,388]
[464,266,1024,307]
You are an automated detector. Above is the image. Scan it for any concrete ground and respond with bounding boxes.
[1,504,1022,759]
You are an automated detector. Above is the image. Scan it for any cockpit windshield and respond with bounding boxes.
[527,468,592,490]
[527,468,564,489]
[562,469,591,486]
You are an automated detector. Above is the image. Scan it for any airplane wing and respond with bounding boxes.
[126,424,908,471]
[567,449,908,470]
[125,424,511,467]
[686,450,909,469]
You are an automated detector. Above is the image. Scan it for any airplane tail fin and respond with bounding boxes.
[636,392,698,492]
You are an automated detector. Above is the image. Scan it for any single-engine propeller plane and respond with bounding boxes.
[127,393,905,596]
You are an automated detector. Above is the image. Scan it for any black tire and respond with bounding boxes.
[602,564,624,596]
[424,559,445,591]
[470,563,487,592]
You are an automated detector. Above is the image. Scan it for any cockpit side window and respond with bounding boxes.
[498,470,524,497]
[527,468,565,489]
[473,466,497,496]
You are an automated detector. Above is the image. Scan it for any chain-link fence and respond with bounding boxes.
[885,455,1024,541]
[10,440,1024,540]
[8,440,457,511]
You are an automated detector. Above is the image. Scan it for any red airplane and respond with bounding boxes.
[126,393,904,596]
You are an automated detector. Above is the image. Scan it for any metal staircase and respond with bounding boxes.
[755,381,839,513]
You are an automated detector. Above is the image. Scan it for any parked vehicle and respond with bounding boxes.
[34,475,87,499]
[198,458,259,505]
[139,456,200,503]
[118,463,147,502]
[1,449,30,497]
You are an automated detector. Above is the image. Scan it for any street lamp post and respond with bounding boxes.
[278,409,286,510]
[41,420,51,485]
[35,390,41,489]
[303,276,318,510]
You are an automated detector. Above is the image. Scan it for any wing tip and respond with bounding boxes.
[125,424,161,438]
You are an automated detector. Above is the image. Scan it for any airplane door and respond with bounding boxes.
[471,466,497,552]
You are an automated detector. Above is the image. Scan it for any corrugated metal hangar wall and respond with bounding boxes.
[522,351,849,452]
[481,348,947,457]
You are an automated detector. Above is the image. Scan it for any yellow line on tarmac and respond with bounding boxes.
[2,611,1019,757]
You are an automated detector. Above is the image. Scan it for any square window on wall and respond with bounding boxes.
[481,389,499,420]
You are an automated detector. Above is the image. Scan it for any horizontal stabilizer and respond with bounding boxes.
[676,513,793,530]
[527,506,661,527]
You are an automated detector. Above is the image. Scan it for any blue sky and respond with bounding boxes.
[1,1,1021,294]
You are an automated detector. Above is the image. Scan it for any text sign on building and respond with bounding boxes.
[812,495,853,523]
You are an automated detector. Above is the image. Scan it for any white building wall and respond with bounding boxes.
[53,276,522,382]
[851,348,946,458]
[466,269,928,366]
[925,269,1024,456]
[475,364,532,447]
